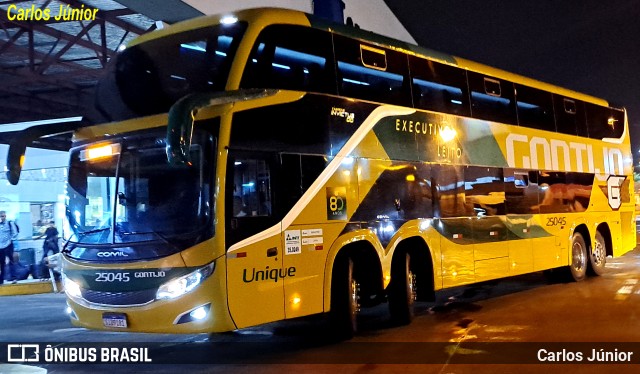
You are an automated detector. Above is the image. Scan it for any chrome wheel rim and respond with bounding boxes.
[572,241,586,272]
[593,239,606,267]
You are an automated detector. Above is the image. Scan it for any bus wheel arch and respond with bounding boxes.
[388,236,434,325]
[589,223,612,276]
[329,241,383,338]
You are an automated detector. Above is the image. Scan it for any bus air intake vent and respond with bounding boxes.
[81,288,157,306]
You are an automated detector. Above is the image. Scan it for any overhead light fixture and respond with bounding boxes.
[220,15,238,25]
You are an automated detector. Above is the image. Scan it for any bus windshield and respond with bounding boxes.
[65,128,215,249]
[96,22,247,121]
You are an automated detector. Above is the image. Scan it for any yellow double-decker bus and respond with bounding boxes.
[8,7,635,337]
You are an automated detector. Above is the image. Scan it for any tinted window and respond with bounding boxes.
[537,171,570,213]
[226,152,278,247]
[241,25,336,94]
[468,72,517,124]
[515,84,555,132]
[586,103,625,140]
[279,154,327,217]
[409,56,470,116]
[504,169,539,215]
[565,172,593,212]
[433,165,468,218]
[464,166,505,216]
[334,35,411,106]
[99,23,246,120]
[554,96,587,136]
[536,171,593,213]
[230,96,330,154]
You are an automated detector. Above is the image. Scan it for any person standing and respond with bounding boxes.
[0,211,18,285]
[39,221,60,264]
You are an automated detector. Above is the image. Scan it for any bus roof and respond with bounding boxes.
[127,7,612,108]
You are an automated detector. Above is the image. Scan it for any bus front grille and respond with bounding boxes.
[81,288,157,307]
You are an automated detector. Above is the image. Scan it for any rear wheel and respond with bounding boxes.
[389,252,417,325]
[330,255,360,339]
[569,232,588,282]
[588,231,607,276]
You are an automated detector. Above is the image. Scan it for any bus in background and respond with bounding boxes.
[7,7,634,338]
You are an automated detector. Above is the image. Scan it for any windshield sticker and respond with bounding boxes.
[302,228,323,237]
[302,237,323,245]
[284,230,301,255]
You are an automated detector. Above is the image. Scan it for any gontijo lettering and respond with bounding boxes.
[506,134,624,174]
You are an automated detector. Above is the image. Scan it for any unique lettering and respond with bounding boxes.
[243,266,296,283]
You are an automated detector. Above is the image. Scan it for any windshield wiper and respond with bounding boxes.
[121,230,171,245]
[78,227,111,237]
[61,227,111,253]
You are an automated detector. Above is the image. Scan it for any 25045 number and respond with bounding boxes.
[95,272,130,282]
[546,217,567,227]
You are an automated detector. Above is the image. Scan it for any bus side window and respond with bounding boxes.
[279,154,327,218]
[504,169,538,215]
[554,96,587,137]
[468,72,517,125]
[586,103,625,140]
[333,35,411,106]
[464,166,505,216]
[231,158,272,218]
[515,84,555,132]
[432,165,467,218]
[409,56,470,117]
[536,171,573,213]
[240,25,336,95]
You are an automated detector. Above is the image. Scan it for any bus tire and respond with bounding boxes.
[569,232,588,282]
[588,231,607,276]
[388,251,416,325]
[330,255,360,339]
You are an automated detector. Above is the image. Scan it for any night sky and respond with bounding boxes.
[384,0,640,153]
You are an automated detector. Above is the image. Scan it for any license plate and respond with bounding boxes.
[102,313,128,328]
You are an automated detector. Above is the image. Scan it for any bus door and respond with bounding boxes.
[504,169,535,275]
[278,153,335,319]
[225,152,284,328]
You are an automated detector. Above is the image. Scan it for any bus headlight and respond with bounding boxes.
[156,262,215,300]
[63,275,82,298]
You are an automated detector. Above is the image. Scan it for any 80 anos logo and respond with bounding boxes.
[326,187,347,220]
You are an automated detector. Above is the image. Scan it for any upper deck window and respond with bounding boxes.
[409,56,470,117]
[240,25,336,94]
[586,103,625,140]
[554,96,587,136]
[515,84,555,132]
[96,22,247,121]
[334,35,411,106]
[468,72,517,125]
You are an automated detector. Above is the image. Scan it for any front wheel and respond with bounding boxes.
[569,232,588,282]
[388,252,417,325]
[588,231,607,276]
[330,255,360,339]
